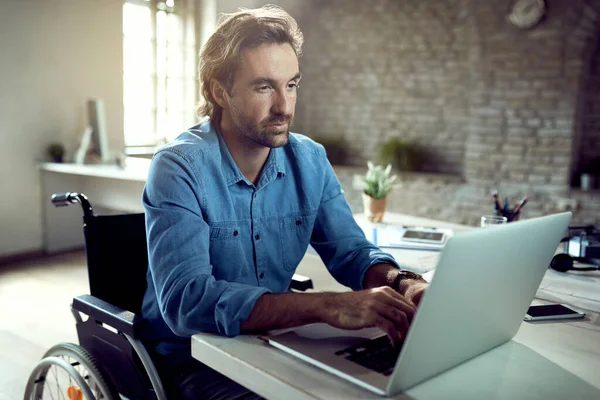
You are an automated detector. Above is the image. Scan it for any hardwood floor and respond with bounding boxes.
[0,250,88,400]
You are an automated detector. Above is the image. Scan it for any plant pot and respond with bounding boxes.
[362,193,387,223]
[580,173,592,191]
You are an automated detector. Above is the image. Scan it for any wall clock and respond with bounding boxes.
[507,0,547,30]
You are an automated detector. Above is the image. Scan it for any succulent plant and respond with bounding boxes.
[357,162,397,200]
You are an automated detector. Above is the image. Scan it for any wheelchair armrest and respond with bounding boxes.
[72,294,147,338]
[290,274,313,291]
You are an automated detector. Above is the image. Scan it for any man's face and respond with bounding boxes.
[225,43,301,148]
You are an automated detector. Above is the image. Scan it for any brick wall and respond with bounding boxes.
[296,0,473,175]
[464,0,597,191]
[289,0,600,225]
[579,20,600,181]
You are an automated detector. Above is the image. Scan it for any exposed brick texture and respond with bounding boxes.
[288,0,600,225]
[296,0,473,175]
[579,4,600,178]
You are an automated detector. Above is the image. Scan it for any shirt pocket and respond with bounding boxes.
[208,224,244,280]
[209,226,242,241]
[279,213,316,271]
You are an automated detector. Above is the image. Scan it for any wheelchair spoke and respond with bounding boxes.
[50,365,60,400]
[41,363,76,400]
[60,354,102,399]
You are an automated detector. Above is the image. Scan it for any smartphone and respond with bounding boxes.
[524,304,585,321]
[401,229,446,245]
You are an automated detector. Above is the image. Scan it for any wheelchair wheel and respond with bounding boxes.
[24,342,120,400]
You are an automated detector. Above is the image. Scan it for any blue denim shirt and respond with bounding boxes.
[141,120,400,348]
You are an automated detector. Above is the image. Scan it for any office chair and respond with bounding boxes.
[24,192,313,400]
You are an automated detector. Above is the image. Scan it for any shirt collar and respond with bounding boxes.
[210,119,286,187]
[259,144,286,187]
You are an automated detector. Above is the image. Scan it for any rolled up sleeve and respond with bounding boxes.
[309,148,400,291]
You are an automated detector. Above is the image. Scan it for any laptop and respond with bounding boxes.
[266,212,572,396]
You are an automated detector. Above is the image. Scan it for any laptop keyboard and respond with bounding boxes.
[334,335,402,376]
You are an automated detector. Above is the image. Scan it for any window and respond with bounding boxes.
[123,0,197,148]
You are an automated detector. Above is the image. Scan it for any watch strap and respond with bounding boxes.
[392,270,423,291]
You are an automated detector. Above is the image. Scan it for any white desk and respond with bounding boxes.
[39,159,150,253]
[191,216,600,400]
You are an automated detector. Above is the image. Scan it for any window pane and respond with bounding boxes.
[123,73,154,109]
[124,107,155,146]
[167,9,184,46]
[184,44,196,78]
[156,10,167,78]
[123,3,152,40]
[124,38,154,75]
[167,77,184,112]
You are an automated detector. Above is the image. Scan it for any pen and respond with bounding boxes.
[492,191,503,214]
[512,196,528,215]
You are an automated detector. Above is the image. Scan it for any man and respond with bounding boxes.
[142,5,428,399]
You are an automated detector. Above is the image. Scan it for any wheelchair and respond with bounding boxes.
[24,192,313,400]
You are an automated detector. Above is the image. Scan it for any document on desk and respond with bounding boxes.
[394,251,441,274]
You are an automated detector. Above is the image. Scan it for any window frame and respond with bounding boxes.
[122,0,198,150]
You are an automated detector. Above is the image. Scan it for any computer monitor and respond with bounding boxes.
[86,98,111,163]
[75,99,111,164]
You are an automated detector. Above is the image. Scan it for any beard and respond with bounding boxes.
[231,108,294,149]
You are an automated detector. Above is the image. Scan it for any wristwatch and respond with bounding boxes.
[392,270,423,291]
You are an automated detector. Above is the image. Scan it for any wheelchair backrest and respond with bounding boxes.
[83,213,148,315]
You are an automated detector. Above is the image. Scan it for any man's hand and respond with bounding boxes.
[363,263,429,307]
[398,279,429,307]
[320,287,416,347]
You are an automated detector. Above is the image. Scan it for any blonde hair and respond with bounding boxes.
[197,4,304,121]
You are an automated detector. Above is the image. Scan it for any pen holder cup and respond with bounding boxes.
[495,210,520,223]
[481,215,508,227]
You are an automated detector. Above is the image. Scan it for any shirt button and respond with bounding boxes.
[254,234,260,240]
[259,272,265,279]
[233,230,239,237]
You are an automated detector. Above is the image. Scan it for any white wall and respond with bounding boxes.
[0,0,123,256]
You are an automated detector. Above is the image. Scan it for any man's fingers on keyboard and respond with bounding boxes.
[376,318,401,348]
[380,296,416,323]
[376,304,410,335]
[392,311,409,339]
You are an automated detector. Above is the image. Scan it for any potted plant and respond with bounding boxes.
[46,142,65,163]
[356,162,397,222]
[378,138,420,172]
[311,134,349,165]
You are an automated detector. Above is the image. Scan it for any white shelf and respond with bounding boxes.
[39,158,151,182]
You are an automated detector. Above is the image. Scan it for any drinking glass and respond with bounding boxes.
[480,215,507,228]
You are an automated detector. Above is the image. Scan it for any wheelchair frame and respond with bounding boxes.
[25,192,167,400]
[25,191,313,399]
